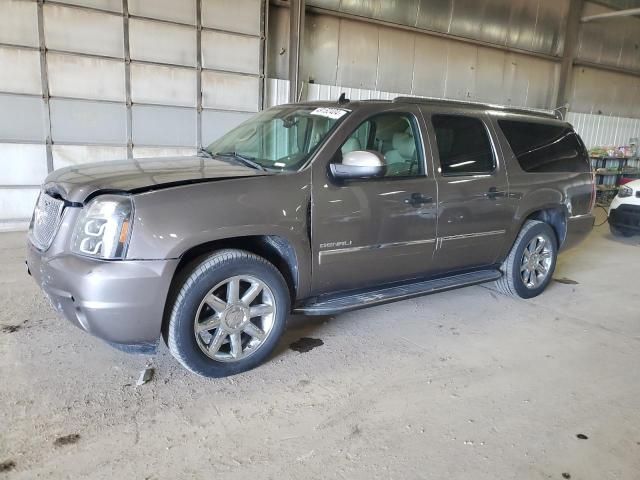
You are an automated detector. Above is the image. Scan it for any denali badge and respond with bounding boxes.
[319,241,353,249]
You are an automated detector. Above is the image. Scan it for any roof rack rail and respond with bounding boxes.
[392,96,562,120]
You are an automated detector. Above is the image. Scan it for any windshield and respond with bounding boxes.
[204,106,350,171]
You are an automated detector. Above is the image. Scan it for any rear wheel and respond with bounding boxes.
[495,220,557,299]
[166,249,289,378]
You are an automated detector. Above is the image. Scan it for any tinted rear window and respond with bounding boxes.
[498,120,589,173]
[432,115,495,176]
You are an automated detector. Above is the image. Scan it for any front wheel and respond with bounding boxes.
[495,220,558,299]
[165,249,290,378]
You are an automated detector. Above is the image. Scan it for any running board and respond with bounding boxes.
[294,269,502,316]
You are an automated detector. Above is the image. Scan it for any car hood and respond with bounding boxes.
[43,155,269,203]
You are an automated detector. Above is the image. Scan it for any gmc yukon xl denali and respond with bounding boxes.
[26,97,595,377]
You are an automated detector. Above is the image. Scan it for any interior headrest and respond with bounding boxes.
[392,133,416,159]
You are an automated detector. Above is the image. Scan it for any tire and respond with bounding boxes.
[165,249,290,378]
[609,224,634,237]
[495,220,558,299]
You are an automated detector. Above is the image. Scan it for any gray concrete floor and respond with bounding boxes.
[1,215,639,479]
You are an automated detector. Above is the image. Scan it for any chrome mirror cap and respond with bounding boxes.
[330,150,386,179]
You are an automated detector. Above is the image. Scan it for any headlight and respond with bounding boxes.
[71,195,133,259]
[618,185,633,198]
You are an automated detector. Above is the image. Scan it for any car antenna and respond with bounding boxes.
[338,92,349,105]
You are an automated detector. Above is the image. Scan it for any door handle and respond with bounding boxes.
[484,187,506,200]
[404,193,433,207]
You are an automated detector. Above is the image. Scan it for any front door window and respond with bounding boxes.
[340,113,424,178]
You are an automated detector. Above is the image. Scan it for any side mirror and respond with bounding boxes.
[330,150,386,180]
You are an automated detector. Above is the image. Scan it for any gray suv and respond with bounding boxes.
[26,97,595,377]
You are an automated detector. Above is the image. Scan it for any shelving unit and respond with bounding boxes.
[590,156,640,205]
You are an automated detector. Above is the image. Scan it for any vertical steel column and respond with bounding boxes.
[260,0,268,110]
[288,0,305,103]
[556,0,584,117]
[36,0,53,173]
[196,0,203,149]
[123,0,133,159]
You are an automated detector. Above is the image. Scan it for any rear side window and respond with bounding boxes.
[498,120,589,173]
[432,115,495,176]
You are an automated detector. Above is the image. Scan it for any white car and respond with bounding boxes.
[609,179,640,237]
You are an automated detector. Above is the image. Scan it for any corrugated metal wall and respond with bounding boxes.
[307,0,569,57]
[269,6,561,110]
[0,0,264,226]
[567,111,640,148]
[268,1,640,149]
[577,2,640,73]
[315,13,558,108]
[570,66,640,118]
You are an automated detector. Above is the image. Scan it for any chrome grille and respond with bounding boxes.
[29,192,64,251]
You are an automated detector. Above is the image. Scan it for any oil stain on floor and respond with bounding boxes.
[289,337,324,353]
[54,434,81,447]
[0,460,16,472]
[1,325,21,334]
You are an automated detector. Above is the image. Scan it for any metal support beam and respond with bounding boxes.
[260,0,268,110]
[556,0,584,116]
[582,7,640,22]
[36,0,53,173]
[122,0,133,159]
[196,0,203,149]
[573,59,640,78]
[288,0,304,103]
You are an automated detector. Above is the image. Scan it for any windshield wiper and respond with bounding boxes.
[197,147,214,159]
[214,151,266,171]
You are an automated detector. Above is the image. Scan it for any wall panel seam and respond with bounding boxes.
[202,26,262,39]
[0,91,43,99]
[44,1,122,17]
[45,48,124,62]
[0,43,40,52]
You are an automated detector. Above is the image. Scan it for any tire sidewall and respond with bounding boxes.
[509,222,558,299]
[168,253,289,378]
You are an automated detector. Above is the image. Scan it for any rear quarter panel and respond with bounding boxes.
[489,115,594,257]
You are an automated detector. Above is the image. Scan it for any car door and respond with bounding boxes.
[310,106,438,294]
[425,109,517,273]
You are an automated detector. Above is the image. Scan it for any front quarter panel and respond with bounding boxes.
[125,173,312,291]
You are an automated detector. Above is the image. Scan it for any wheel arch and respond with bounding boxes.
[172,235,300,299]
[501,204,569,264]
[523,206,568,247]
[161,235,302,338]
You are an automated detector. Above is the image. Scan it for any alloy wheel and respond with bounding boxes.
[520,234,553,289]
[193,275,276,362]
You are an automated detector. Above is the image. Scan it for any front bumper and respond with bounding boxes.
[26,243,179,354]
[609,204,640,233]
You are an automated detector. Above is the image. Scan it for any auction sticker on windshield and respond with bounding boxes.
[310,108,350,119]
